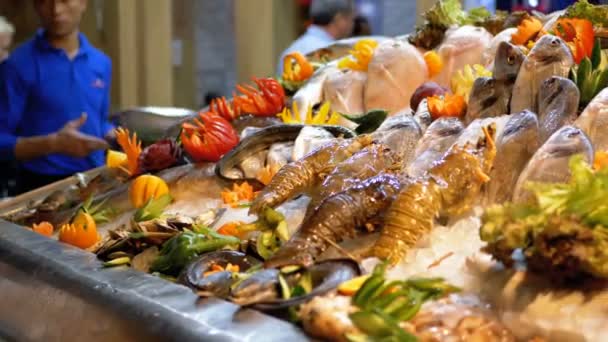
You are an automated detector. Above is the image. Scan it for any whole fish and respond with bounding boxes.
[484,110,540,205]
[538,76,580,143]
[264,173,402,269]
[371,113,422,165]
[465,77,510,124]
[574,88,608,151]
[408,118,465,178]
[510,35,574,114]
[512,126,594,204]
[493,41,525,85]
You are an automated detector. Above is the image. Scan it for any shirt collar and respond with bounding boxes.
[34,29,91,57]
[305,25,335,43]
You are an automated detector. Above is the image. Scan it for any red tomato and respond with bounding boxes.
[181,112,239,162]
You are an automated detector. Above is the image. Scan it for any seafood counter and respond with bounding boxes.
[2,0,608,341]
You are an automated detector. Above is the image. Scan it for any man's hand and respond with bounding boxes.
[50,114,109,157]
[15,114,109,161]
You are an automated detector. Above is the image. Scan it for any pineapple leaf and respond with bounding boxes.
[578,58,592,87]
[598,68,608,91]
[134,194,173,222]
[591,38,602,70]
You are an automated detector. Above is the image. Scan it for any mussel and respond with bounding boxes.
[180,250,261,298]
[215,124,356,182]
[233,259,361,311]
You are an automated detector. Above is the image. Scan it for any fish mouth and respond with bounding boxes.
[533,53,564,65]
[480,96,499,109]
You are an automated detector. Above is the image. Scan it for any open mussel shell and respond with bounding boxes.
[179,250,262,297]
[249,258,361,311]
[215,124,356,182]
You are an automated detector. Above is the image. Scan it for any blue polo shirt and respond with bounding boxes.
[0,30,113,176]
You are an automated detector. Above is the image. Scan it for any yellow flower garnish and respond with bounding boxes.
[423,51,443,78]
[277,101,341,125]
[337,39,378,71]
[450,64,493,103]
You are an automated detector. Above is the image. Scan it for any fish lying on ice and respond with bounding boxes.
[364,39,428,114]
[537,76,579,143]
[484,110,540,205]
[407,117,465,178]
[465,77,510,124]
[574,88,608,151]
[510,35,574,114]
[512,125,594,204]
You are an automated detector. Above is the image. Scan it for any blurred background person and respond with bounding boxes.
[353,15,371,36]
[0,16,14,62]
[0,0,113,194]
[277,0,355,75]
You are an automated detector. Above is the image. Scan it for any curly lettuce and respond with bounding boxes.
[480,155,608,281]
[563,0,608,28]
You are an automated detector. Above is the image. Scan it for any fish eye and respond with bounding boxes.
[551,39,560,46]
[507,55,515,64]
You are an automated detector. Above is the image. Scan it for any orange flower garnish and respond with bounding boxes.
[58,222,100,249]
[115,127,142,176]
[427,94,467,120]
[221,182,255,208]
[554,18,595,64]
[282,52,314,82]
[32,221,54,237]
[511,17,544,46]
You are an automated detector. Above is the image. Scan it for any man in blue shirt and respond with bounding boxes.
[277,0,355,76]
[0,0,113,194]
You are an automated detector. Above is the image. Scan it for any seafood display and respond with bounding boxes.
[372,125,496,264]
[3,1,608,341]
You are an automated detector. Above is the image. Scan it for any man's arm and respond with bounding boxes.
[0,60,108,162]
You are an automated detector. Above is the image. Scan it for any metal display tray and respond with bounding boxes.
[0,168,310,342]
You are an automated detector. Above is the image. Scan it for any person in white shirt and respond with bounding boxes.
[0,16,14,62]
[277,0,355,76]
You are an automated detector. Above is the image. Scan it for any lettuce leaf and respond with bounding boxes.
[527,155,608,227]
[424,0,490,28]
[563,0,608,28]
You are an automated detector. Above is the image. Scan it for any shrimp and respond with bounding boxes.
[372,124,497,264]
[264,173,402,269]
[249,135,372,215]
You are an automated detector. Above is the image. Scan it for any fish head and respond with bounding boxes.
[499,110,540,147]
[494,41,525,82]
[467,77,503,118]
[529,35,574,66]
[544,126,594,160]
[538,76,580,112]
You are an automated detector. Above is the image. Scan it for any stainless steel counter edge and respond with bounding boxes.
[0,220,310,342]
